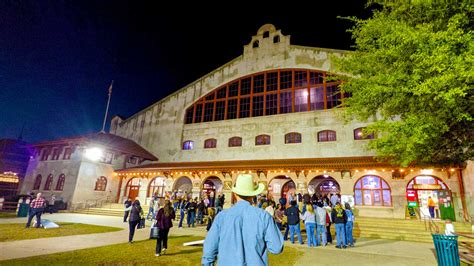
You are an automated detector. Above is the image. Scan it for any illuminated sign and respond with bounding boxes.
[413,184,441,190]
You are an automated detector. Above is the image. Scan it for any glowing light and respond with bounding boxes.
[410,169,414,172]
[84,147,103,161]
[355,170,359,173]
[450,168,455,172]
[323,174,329,178]
[400,169,405,172]
[302,90,309,97]
[421,169,433,175]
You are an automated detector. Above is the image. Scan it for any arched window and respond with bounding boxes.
[33,174,42,190]
[94,176,107,191]
[407,175,448,190]
[228,137,242,147]
[318,130,337,142]
[273,35,280,43]
[204,138,217,149]
[263,31,270,38]
[255,134,271,145]
[354,127,374,140]
[55,174,65,191]
[44,174,53,190]
[148,177,165,197]
[182,140,194,150]
[285,132,302,144]
[253,40,259,48]
[354,175,391,206]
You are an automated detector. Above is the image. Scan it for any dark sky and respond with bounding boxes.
[0,1,370,143]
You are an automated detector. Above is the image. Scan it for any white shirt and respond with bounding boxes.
[445,224,455,236]
[265,206,274,217]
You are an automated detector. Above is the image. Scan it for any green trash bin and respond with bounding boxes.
[17,203,29,217]
[432,234,460,266]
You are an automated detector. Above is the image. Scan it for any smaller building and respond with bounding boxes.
[0,139,33,182]
[19,132,157,209]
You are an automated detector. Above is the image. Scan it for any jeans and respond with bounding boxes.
[276,222,282,230]
[284,225,289,240]
[128,220,140,242]
[197,210,204,224]
[326,223,333,243]
[188,211,196,227]
[26,208,43,228]
[305,222,316,247]
[178,209,185,227]
[429,206,435,218]
[289,223,303,244]
[345,221,354,246]
[335,223,346,247]
[316,224,327,246]
[156,228,170,254]
[173,202,179,211]
[147,207,154,220]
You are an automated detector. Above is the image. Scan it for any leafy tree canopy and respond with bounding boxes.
[334,0,473,167]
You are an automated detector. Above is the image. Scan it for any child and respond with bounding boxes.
[444,219,455,236]
[206,207,216,231]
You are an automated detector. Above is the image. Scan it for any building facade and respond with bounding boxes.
[111,25,471,221]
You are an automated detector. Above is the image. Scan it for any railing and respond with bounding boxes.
[417,208,440,233]
[457,232,474,265]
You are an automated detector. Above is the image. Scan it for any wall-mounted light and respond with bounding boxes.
[84,147,103,161]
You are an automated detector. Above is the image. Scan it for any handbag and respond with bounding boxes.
[137,217,146,229]
[149,221,159,239]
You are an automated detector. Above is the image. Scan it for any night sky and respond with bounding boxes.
[0,1,370,143]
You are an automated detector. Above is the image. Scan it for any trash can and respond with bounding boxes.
[432,234,460,266]
[17,203,29,217]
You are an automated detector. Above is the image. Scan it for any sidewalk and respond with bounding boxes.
[0,213,206,261]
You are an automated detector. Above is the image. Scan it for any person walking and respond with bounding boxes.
[202,174,283,266]
[300,204,317,247]
[147,198,155,221]
[285,200,303,245]
[344,203,355,247]
[331,202,347,248]
[427,196,436,218]
[126,199,144,243]
[48,194,56,214]
[25,193,46,228]
[155,200,175,256]
[315,201,328,246]
[123,198,132,223]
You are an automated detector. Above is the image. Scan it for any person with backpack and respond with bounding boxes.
[126,199,144,243]
[284,200,303,245]
[300,204,316,247]
[331,202,347,248]
[155,200,175,256]
[344,203,355,247]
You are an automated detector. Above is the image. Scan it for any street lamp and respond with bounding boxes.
[84,147,103,161]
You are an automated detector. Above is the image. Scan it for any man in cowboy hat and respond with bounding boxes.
[202,174,283,266]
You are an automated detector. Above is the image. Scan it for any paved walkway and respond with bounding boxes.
[0,213,438,265]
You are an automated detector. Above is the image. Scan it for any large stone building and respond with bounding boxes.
[109,25,471,222]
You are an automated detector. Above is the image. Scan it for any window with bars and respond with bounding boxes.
[318,130,337,142]
[326,85,342,109]
[253,74,264,93]
[229,82,239,97]
[266,72,278,91]
[241,78,251,95]
[182,141,194,150]
[294,71,307,88]
[285,132,302,144]
[239,97,250,118]
[310,72,324,85]
[280,92,292,114]
[354,127,375,140]
[204,139,217,149]
[265,94,278,115]
[252,96,264,117]
[55,174,65,191]
[280,71,292,89]
[195,104,203,123]
[228,137,242,147]
[203,102,214,122]
[255,134,271,145]
[185,108,194,124]
[294,89,308,112]
[227,99,238,119]
[310,86,325,110]
[216,87,227,99]
[354,176,392,207]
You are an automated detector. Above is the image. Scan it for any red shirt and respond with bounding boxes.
[30,198,46,208]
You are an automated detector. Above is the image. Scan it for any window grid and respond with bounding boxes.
[318,130,337,142]
[285,133,302,144]
[55,174,65,191]
[228,137,242,147]
[44,174,53,190]
[255,135,271,145]
[204,139,217,149]
[184,69,342,124]
[354,176,392,207]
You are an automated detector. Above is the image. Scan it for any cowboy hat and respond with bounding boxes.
[232,174,265,196]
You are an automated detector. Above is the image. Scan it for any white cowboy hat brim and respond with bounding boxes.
[232,183,265,196]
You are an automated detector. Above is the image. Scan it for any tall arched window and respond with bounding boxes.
[44,174,53,190]
[354,175,391,206]
[148,177,165,197]
[318,130,337,142]
[204,138,217,149]
[285,132,302,144]
[182,140,194,150]
[33,174,42,190]
[228,137,242,147]
[354,127,375,140]
[255,134,271,145]
[94,176,107,191]
[55,174,65,191]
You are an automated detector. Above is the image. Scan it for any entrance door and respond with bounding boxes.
[417,190,439,219]
[129,186,139,200]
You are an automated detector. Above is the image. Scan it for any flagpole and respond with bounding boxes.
[101,80,113,133]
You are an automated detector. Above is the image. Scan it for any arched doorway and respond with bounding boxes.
[172,176,193,199]
[268,175,296,206]
[202,176,222,198]
[308,175,340,195]
[125,178,141,200]
[406,175,454,220]
[148,177,166,198]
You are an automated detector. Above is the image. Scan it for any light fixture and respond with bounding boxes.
[84,147,103,161]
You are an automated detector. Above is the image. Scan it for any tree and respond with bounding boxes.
[334,1,473,167]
